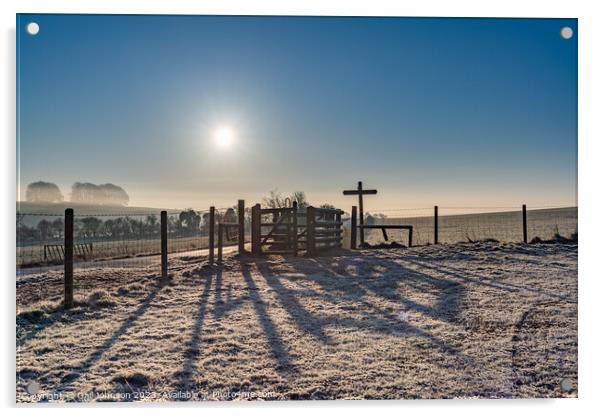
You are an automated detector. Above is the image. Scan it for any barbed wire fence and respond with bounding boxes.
[16,200,257,306]
[359,205,577,247]
[17,202,577,309]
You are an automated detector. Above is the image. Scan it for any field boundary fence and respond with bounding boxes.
[354,204,577,248]
[16,201,576,309]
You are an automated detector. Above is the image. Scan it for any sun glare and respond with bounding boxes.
[215,126,234,148]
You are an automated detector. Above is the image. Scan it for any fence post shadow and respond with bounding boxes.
[56,278,168,392]
[240,263,297,377]
[254,261,331,345]
[284,255,471,361]
[177,272,213,391]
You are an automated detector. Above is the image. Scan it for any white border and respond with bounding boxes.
[3,1,601,415]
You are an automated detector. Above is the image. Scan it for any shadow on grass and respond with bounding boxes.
[177,272,213,391]
[400,255,576,304]
[241,264,298,376]
[259,255,470,361]
[255,262,332,345]
[212,267,245,319]
[55,278,168,394]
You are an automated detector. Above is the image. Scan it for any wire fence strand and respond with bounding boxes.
[17,204,578,271]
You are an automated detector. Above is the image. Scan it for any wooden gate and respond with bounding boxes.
[306,207,343,255]
[251,202,300,255]
[251,203,343,256]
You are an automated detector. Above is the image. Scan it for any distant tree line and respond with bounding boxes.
[24,181,130,206]
[16,208,247,245]
[17,190,345,245]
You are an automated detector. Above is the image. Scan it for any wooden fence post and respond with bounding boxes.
[350,206,357,249]
[335,209,342,248]
[238,200,245,254]
[209,206,215,263]
[292,201,298,256]
[217,223,223,262]
[307,206,316,256]
[434,205,439,245]
[358,181,365,246]
[161,210,168,279]
[251,204,261,254]
[522,204,528,244]
[64,208,74,309]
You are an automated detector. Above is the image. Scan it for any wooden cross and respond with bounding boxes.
[343,181,377,245]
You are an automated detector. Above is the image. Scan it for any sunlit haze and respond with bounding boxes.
[17,15,577,212]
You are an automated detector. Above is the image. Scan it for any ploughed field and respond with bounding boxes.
[16,241,577,401]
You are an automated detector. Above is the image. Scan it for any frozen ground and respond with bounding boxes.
[16,241,577,401]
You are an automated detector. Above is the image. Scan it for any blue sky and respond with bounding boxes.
[17,15,577,210]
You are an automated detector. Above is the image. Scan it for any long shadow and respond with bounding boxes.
[56,278,167,392]
[17,309,89,350]
[305,257,462,323]
[212,268,246,319]
[255,262,331,344]
[283,257,470,361]
[401,256,576,303]
[177,272,213,390]
[241,264,297,376]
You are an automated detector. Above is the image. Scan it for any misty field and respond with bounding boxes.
[16,241,577,401]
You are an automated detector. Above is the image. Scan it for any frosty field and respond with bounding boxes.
[16,242,577,401]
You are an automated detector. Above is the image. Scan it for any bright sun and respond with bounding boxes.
[215,126,234,148]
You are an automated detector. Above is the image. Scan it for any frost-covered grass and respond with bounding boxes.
[16,241,577,401]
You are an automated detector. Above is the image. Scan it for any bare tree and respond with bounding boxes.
[263,190,309,209]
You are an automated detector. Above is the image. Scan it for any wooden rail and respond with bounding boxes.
[349,205,413,248]
[44,242,94,263]
[359,225,413,247]
[251,203,299,255]
[306,206,343,256]
[251,203,343,256]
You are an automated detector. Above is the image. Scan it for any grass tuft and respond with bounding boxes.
[112,371,151,392]
[86,289,117,309]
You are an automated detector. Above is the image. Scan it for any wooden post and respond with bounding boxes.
[64,208,74,309]
[522,204,528,244]
[306,206,316,256]
[161,210,168,279]
[217,223,223,262]
[350,206,357,249]
[292,201,298,256]
[237,200,245,254]
[358,181,365,246]
[408,227,413,248]
[434,205,439,245]
[335,209,342,248]
[209,206,215,263]
[251,204,261,254]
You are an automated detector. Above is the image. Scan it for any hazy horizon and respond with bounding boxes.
[17,15,577,212]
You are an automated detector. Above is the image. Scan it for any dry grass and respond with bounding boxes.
[16,242,577,401]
